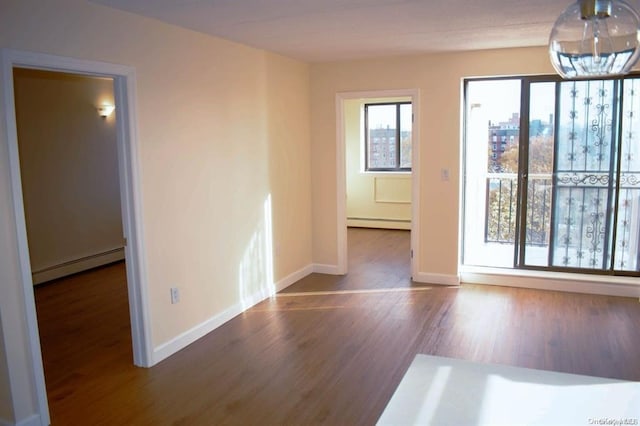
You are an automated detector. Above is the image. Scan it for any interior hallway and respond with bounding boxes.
[35,228,640,425]
[283,227,414,293]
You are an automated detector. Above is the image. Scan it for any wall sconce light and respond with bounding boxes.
[97,104,115,118]
[549,0,640,79]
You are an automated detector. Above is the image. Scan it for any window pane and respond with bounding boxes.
[400,103,412,168]
[523,82,555,267]
[367,104,397,169]
[462,79,521,268]
[614,78,640,271]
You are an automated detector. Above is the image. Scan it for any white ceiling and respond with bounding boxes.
[89,0,626,63]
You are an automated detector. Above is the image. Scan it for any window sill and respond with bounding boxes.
[459,265,640,298]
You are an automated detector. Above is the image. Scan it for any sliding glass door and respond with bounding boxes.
[615,78,640,271]
[464,76,640,276]
[520,81,555,267]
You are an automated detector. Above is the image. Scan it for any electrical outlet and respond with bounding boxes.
[170,287,180,304]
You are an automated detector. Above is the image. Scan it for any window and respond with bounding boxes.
[365,102,412,171]
[464,75,640,276]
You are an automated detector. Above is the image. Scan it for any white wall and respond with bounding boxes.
[345,98,411,230]
[310,46,557,282]
[0,0,312,423]
[13,68,124,284]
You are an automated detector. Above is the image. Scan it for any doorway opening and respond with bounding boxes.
[336,90,420,283]
[12,67,134,421]
[13,68,124,284]
[1,49,151,423]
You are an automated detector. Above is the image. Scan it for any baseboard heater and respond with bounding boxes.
[32,247,125,285]
[347,217,411,230]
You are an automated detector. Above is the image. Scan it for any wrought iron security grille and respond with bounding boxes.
[615,78,640,271]
[540,78,640,273]
[550,79,617,270]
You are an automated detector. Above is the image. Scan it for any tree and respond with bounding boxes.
[496,134,553,173]
[485,135,554,244]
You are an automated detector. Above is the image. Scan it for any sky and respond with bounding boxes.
[367,103,412,130]
[467,79,556,124]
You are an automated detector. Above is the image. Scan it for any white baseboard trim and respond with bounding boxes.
[461,269,640,298]
[151,264,315,365]
[413,272,461,286]
[10,414,42,426]
[347,219,411,230]
[32,247,125,285]
[312,263,342,275]
[151,297,253,365]
[275,265,314,292]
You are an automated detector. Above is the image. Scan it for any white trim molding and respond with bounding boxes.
[152,264,314,365]
[153,301,243,365]
[32,248,125,285]
[276,265,314,292]
[1,48,152,426]
[335,95,348,275]
[14,415,42,426]
[413,272,461,286]
[312,263,342,275]
[347,218,411,230]
[461,267,640,298]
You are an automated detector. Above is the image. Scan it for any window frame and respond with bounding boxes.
[462,73,640,277]
[364,101,412,172]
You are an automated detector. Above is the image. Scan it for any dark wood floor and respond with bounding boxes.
[35,228,640,425]
[284,227,415,293]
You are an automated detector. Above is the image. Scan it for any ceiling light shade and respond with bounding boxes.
[549,0,640,79]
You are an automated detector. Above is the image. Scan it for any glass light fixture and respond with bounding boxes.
[549,0,640,79]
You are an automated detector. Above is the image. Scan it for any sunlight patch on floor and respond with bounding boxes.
[277,286,440,297]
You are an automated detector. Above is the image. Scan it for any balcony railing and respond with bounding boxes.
[485,174,552,246]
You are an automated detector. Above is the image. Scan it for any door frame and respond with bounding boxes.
[336,89,421,277]
[1,48,152,423]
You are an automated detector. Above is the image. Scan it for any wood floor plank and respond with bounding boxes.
[34,228,640,425]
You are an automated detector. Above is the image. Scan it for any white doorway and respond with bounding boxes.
[335,89,421,278]
[1,49,152,424]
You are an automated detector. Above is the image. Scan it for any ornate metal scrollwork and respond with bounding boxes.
[557,173,610,186]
